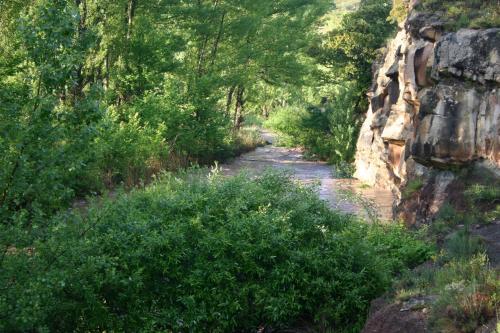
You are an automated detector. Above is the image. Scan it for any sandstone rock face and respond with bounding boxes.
[354,11,500,223]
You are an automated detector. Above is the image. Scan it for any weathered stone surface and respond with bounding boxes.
[432,28,500,84]
[419,26,441,42]
[414,42,434,87]
[412,85,500,165]
[354,6,500,223]
[406,11,443,40]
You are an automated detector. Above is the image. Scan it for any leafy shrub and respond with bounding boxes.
[94,108,169,188]
[444,229,484,260]
[0,171,431,332]
[363,223,435,273]
[430,203,462,236]
[333,161,356,178]
[228,126,266,154]
[392,229,498,333]
[242,114,265,128]
[265,106,306,147]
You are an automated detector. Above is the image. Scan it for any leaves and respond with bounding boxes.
[0,171,432,332]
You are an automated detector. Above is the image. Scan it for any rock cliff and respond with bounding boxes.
[354,2,500,224]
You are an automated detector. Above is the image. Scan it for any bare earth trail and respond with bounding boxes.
[220,130,395,221]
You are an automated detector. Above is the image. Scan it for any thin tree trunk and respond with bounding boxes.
[234,85,245,131]
[69,0,87,103]
[126,0,136,40]
[210,11,225,67]
[196,35,210,77]
[226,85,236,116]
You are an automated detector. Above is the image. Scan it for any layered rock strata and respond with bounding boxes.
[354,8,500,223]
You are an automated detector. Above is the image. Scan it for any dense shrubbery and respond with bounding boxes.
[0,171,432,332]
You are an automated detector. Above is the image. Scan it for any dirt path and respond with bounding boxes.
[220,131,395,221]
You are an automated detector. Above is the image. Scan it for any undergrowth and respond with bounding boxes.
[0,170,432,332]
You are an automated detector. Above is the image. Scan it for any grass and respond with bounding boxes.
[391,224,499,333]
[388,0,500,30]
[416,0,500,30]
[465,184,500,204]
[391,167,500,332]
[430,254,499,333]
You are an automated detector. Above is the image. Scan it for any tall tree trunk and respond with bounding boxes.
[233,85,245,131]
[104,51,110,91]
[261,105,269,119]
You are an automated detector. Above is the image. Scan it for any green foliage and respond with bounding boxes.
[0,0,330,222]
[0,0,101,223]
[431,203,462,235]
[363,223,435,273]
[396,254,499,333]
[333,161,356,178]
[0,171,431,332]
[321,0,361,31]
[94,109,168,188]
[388,0,408,24]
[265,106,307,147]
[417,0,500,30]
[393,220,498,333]
[444,229,484,260]
[430,254,499,333]
[266,85,362,164]
[266,0,395,165]
[314,0,395,87]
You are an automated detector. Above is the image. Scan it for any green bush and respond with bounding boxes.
[389,0,408,24]
[444,229,485,260]
[265,106,306,147]
[94,108,169,188]
[0,171,431,332]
